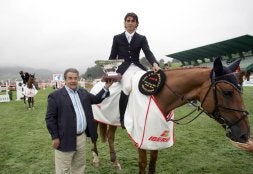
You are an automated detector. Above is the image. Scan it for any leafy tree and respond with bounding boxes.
[82,65,104,79]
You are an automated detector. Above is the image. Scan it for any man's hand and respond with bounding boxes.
[52,138,60,149]
[104,79,114,89]
[153,63,161,72]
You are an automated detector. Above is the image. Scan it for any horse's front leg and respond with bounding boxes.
[108,125,121,171]
[28,97,31,109]
[31,97,34,110]
[138,148,147,174]
[149,150,158,174]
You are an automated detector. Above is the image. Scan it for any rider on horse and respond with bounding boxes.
[108,12,161,128]
[19,71,31,85]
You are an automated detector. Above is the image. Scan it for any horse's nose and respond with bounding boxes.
[226,131,248,143]
[239,133,249,143]
[243,111,249,117]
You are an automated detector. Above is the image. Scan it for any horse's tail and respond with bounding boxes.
[98,122,108,143]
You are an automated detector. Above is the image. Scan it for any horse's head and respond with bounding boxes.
[201,57,250,143]
[27,73,35,88]
[30,73,35,79]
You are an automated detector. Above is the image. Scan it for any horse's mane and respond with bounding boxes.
[164,66,210,71]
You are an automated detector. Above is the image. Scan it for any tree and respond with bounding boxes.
[81,65,104,79]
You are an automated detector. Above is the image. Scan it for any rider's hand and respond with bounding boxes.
[152,63,161,72]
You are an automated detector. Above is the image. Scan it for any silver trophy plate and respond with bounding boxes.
[95,59,124,82]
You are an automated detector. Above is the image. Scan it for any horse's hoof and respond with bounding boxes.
[92,151,100,167]
[112,161,121,171]
[110,152,116,162]
[93,161,100,167]
[28,108,31,110]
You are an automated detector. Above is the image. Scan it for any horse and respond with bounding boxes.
[91,57,250,174]
[19,71,30,104]
[237,70,251,87]
[23,74,37,110]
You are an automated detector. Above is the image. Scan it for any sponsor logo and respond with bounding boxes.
[148,130,170,142]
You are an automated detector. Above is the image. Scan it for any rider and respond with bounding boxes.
[19,71,31,85]
[108,12,161,128]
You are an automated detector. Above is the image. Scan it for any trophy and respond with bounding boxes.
[95,59,124,82]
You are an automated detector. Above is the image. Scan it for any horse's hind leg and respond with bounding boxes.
[92,141,99,167]
[108,125,121,171]
[138,148,147,174]
[108,125,117,162]
[148,150,158,174]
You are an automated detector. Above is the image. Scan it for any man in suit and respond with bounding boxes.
[45,68,113,174]
[109,12,161,128]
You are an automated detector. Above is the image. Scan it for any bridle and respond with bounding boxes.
[201,71,249,130]
[164,71,249,129]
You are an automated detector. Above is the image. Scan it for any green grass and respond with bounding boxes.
[0,87,253,174]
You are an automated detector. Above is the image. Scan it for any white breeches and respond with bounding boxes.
[121,64,143,95]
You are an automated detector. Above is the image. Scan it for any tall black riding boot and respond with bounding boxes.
[119,91,129,129]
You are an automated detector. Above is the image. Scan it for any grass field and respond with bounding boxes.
[0,87,253,174]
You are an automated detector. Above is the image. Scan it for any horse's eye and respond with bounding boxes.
[223,90,233,97]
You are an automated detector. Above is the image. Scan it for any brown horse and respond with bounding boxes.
[23,74,36,110]
[93,57,250,174]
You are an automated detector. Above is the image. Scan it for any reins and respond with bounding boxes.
[164,83,205,125]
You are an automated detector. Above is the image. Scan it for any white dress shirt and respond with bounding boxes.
[65,86,86,134]
[125,31,135,43]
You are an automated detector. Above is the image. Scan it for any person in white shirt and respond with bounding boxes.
[109,12,161,128]
[46,68,113,174]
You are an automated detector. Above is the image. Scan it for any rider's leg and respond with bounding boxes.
[119,64,142,129]
[119,91,129,129]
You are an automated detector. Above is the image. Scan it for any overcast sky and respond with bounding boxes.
[0,0,253,73]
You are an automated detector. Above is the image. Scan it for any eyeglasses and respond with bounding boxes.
[126,19,136,22]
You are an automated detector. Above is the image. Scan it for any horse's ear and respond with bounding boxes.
[213,56,223,75]
[227,58,241,72]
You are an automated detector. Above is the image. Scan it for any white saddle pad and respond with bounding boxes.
[124,71,174,150]
[90,81,122,126]
[91,71,174,150]
[23,85,38,97]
